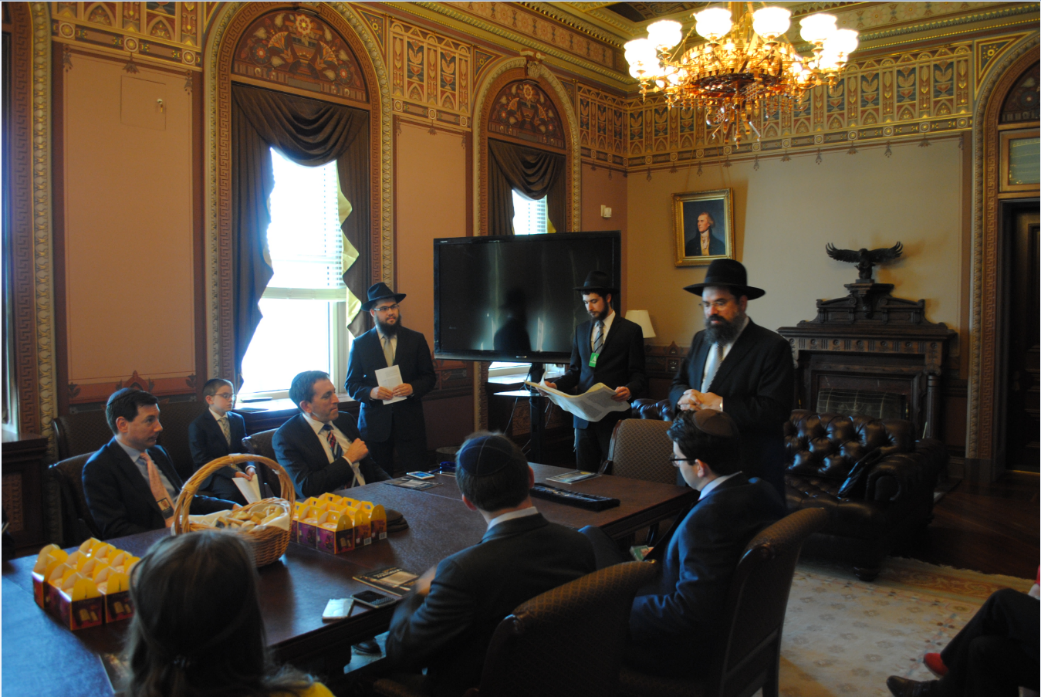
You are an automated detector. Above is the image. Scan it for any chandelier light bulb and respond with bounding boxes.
[827,28,859,57]
[752,6,791,39]
[647,20,682,49]
[694,7,733,41]
[799,13,837,45]
[624,38,652,61]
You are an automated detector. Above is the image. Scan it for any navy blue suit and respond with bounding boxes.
[272,412,389,499]
[188,410,248,503]
[345,326,436,475]
[83,438,234,540]
[386,513,596,697]
[670,319,794,498]
[553,314,647,471]
[627,474,785,676]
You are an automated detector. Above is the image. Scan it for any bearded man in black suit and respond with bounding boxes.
[669,259,794,499]
[345,282,437,477]
[544,271,647,472]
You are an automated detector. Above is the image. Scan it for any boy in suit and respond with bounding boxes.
[385,433,596,697]
[188,378,252,504]
[544,270,647,471]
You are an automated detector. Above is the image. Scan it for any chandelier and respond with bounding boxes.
[624,3,858,146]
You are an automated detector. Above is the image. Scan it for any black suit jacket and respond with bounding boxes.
[553,314,647,428]
[386,513,596,697]
[345,327,437,443]
[685,232,725,257]
[188,410,248,502]
[669,319,794,488]
[83,438,233,540]
[272,412,390,498]
[627,474,785,676]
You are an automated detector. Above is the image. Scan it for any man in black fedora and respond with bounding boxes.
[544,271,647,472]
[345,282,437,476]
[669,259,793,500]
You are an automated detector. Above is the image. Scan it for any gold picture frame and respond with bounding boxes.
[674,189,735,266]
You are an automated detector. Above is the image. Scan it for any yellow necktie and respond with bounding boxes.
[141,452,175,528]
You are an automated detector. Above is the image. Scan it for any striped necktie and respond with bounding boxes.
[218,416,231,446]
[140,452,175,528]
[592,320,604,354]
[321,424,343,460]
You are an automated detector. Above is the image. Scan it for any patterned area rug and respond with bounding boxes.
[776,558,1034,697]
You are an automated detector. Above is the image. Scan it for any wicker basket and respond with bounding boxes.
[172,454,295,567]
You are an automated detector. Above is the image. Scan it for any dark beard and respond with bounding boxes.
[376,316,400,336]
[705,315,741,345]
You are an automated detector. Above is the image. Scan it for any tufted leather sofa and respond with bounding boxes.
[632,399,948,581]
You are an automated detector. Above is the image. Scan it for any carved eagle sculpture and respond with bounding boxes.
[826,242,904,281]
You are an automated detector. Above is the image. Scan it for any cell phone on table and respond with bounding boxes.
[350,589,398,609]
[322,598,355,621]
[407,471,435,480]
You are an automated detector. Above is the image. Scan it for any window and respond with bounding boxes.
[512,191,550,236]
[239,150,350,398]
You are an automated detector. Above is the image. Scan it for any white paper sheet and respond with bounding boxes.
[233,475,262,504]
[376,365,406,404]
[525,381,630,423]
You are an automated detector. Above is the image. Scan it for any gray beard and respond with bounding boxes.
[705,316,741,345]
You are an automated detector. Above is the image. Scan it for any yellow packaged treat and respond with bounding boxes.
[95,566,134,623]
[52,572,103,630]
[32,545,69,609]
[316,509,355,555]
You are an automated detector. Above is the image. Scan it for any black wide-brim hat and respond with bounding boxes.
[361,282,406,311]
[683,259,766,300]
[574,270,618,295]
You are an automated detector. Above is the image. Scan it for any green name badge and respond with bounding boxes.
[589,352,600,367]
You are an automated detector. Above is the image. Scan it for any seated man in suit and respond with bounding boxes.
[188,378,253,504]
[581,409,785,677]
[83,388,235,540]
[385,433,597,697]
[272,370,388,498]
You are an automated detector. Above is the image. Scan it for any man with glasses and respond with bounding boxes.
[189,378,253,504]
[345,283,437,477]
[670,259,794,499]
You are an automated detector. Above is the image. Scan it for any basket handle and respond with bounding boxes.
[172,454,296,534]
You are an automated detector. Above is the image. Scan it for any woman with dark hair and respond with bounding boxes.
[125,531,332,697]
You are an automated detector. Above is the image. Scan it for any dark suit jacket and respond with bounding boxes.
[344,326,437,443]
[188,410,248,502]
[627,474,785,676]
[685,232,725,257]
[669,319,794,491]
[553,315,647,429]
[83,438,233,540]
[386,513,596,697]
[272,412,390,498]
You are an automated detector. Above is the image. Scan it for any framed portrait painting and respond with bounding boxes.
[674,189,734,266]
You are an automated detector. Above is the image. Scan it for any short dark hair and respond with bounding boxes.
[202,378,234,399]
[288,371,330,409]
[455,432,531,512]
[105,388,159,435]
[125,531,312,696]
[667,411,741,476]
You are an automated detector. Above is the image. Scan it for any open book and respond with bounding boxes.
[524,381,630,423]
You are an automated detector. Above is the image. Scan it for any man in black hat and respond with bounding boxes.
[582,410,785,677]
[384,432,596,697]
[345,282,437,476]
[669,259,794,499]
[544,270,647,472]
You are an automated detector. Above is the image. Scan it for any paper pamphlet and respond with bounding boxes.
[524,381,630,423]
[232,474,262,504]
[375,365,406,405]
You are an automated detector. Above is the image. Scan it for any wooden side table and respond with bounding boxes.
[2,428,49,552]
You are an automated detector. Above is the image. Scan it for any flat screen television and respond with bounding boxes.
[434,232,621,363]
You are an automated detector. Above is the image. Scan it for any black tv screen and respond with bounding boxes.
[434,232,621,363]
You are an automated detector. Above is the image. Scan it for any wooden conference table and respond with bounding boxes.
[2,464,695,697]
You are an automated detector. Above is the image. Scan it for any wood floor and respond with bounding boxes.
[896,470,1040,580]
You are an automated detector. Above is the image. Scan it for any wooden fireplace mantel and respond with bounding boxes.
[778,279,955,439]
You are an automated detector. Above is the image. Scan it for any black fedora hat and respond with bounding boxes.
[683,259,765,299]
[361,282,406,312]
[574,270,618,295]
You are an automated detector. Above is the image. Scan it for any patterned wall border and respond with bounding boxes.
[203,2,394,382]
[966,34,1039,472]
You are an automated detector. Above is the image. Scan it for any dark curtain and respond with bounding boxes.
[231,84,370,380]
[488,139,566,235]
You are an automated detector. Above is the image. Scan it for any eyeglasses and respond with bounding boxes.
[700,299,734,310]
[668,457,692,467]
[374,304,400,313]
[215,392,235,400]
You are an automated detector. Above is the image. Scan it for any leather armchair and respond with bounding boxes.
[630,400,947,581]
